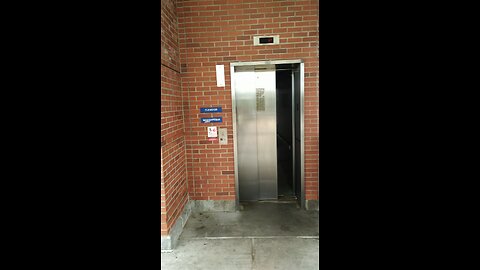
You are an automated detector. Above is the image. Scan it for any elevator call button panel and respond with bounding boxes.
[218,128,227,145]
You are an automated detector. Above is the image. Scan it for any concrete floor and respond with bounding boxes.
[161,201,319,270]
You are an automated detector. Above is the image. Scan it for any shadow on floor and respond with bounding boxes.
[161,202,319,270]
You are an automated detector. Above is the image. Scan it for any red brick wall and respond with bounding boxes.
[177,0,319,201]
[161,0,189,236]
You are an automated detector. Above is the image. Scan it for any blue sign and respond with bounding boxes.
[201,117,223,123]
[200,107,222,113]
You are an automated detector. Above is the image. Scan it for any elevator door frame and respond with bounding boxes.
[230,59,305,209]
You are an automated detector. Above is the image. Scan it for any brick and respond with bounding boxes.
[272,49,287,53]
[162,0,319,234]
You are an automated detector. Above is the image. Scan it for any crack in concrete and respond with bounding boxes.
[251,238,256,270]
[186,236,319,240]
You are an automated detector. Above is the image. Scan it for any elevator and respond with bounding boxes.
[231,60,304,208]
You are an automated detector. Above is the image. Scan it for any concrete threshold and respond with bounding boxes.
[256,200,298,204]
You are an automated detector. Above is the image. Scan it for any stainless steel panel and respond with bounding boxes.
[255,66,277,200]
[293,67,301,204]
[235,67,258,201]
[231,64,240,208]
[300,63,305,209]
[291,71,296,194]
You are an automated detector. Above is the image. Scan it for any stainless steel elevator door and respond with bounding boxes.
[235,65,277,201]
[236,67,258,201]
